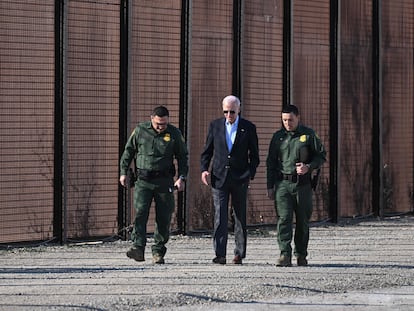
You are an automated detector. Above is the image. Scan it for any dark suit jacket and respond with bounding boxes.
[201,117,260,189]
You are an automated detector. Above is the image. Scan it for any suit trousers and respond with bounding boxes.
[212,175,249,258]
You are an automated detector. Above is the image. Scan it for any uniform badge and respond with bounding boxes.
[164,133,171,142]
[300,135,307,142]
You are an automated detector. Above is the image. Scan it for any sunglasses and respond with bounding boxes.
[223,110,236,115]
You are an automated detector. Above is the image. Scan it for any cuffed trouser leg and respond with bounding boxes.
[131,185,153,249]
[152,190,175,257]
[275,181,294,257]
[294,183,313,258]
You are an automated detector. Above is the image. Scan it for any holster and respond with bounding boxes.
[127,168,137,188]
[311,168,321,191]
[297,173,311,186]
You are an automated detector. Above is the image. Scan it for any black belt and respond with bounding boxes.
[137,168,171,180]
[282,174,297,183]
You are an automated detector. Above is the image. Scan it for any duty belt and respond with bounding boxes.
[137,168,172,180]
[282,174,297,183]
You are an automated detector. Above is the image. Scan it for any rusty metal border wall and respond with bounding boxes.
[0,0,413,245]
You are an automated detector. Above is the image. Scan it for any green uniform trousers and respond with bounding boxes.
[275,180,313,258]
[131,178,175,257]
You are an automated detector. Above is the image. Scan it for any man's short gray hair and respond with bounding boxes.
[222,95,241,107]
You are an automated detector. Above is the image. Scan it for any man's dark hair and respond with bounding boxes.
[282,105,299,116]
[152,106,169,117]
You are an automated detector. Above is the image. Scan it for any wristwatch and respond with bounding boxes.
[179,175,186,181]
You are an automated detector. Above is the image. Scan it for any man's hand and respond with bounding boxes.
[267,188,275,200]
[296,162,310,175]
[119,175,128,188]
[201,171,210,186]
[174,178,185,192]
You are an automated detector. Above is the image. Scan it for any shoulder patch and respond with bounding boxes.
[300,135,307,142]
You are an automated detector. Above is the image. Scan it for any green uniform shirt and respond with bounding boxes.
[120,121,189,178]
[266,124,326,189]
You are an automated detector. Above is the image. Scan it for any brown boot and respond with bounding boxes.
[276,255,292,267]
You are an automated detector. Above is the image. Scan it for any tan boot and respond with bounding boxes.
[152,254,165,264]
[276,255,292,267]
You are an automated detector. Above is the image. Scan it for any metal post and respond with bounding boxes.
[329,0,340,223]
[232,0,243,100]
[118,0,129,239]
[54,0,65,244]
[178,0,191,235]
[283,0,292,107]
[372,0,383,218]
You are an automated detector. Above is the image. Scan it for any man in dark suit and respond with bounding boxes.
[201,95,260,265]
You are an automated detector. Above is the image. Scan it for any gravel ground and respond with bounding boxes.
[0,215,413,311]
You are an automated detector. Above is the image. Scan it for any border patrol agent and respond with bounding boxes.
[119,106,188,264]
[266,105,326,267]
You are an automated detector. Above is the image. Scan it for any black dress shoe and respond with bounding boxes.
[212,256,226,264]
[232,255,242,264]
